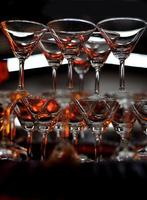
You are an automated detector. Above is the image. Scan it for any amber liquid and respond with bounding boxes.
[55,33,91,59]
[15,96,61,124]
[73,56,91,74]
[113,43,135,60]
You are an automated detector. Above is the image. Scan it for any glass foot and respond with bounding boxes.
[79,154,94,163]
[137,146,147,160]
[0,143,27,161]
[112,146,139,161]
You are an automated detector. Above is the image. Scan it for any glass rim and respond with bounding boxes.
[0,19,48,30]
[97,17,147,27]
[47,18,96,34]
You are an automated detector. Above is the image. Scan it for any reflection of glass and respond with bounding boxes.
[73,50,91,91]
[48,18,96,90]
[0,91,27,160]
[83,32,110,95]
[39,32,64,93]
[97,17,146,92]
[0,20,47,91]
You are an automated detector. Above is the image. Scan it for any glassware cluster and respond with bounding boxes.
[0,17,147,162]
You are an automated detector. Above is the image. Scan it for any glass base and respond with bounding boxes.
[137,146,147,160]
[112,146,139,161]
[0,142,27,161]
[79,154,94,163]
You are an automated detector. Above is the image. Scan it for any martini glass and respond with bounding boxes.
[0,20,48,91]
[83,32,111,95]
[15,93,61,160]
[97,17,146,92]
[47,18,96,90]
[39,32,64,94]
[73,94,119,161]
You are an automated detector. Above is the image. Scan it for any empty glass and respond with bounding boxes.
[83,32,110,95]
[97,17,146,92]
[0,20,48,92]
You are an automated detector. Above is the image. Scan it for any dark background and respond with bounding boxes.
[0,0,147,23]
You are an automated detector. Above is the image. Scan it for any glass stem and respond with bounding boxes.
[18,58,25,91]
[92,125,102,162]
[67,58,73,90]
[95,67,100,95]
[40,133,48,161]
[79,73,84,91]
[52,66,57,94]
[27,131,33,159]
[119,59,126,92]
[95,131,102,162]
[121,137,129,149]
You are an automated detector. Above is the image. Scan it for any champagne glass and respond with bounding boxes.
[47,18,96,90]
[83,32,110,95]
[0,20,48,92]
[73,49,91,91]
[39,31,64,94]
[97,17,146,92]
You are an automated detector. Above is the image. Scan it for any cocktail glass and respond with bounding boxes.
[73,94,118,161]
[15,93,61,160]
[97,17,146,92]
[0,20,48,91]
[83,32,110,95]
